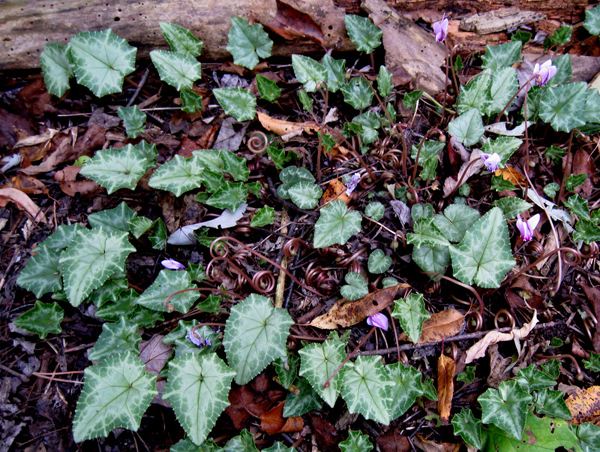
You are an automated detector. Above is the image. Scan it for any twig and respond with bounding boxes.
[323,327,376,388]
[126,67,150,107]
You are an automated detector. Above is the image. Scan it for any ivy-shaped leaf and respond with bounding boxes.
[340,355,394,425]
[256,74,281,102]
[205,181,247,212]
[278,166,315,198]
[88,202,137,234]
[292,54,327,92]
[42,224,82,251]
[12,301,64,339]
[263,443,294,452]
[223,294,293,385]
[344,15,383,53]
[448,108,485,147]
[481,136,522,165]
[287,181,323,209]
[251,206,276,227]
[17,245,62,298]
[159,22,203,58]
[545,25,572,48]
[72,352,157,442]
[88,318,141,362]
[365,202,384,221]
[458,73,492,115]
[283,377,323,417]
[149,218,168,250]
[539,82,588,133]
[150,50,202,91]
[585,5,600,35]
[407,218,451,248]
[392,293,431,343]
[493,197,533,220]
[412,245,450,279]
[181,89,203,113]
[59,228,135,306]
[137,270,198,313]
[341,77,374,110]
[450,207,516,288]
[224,429,258,452]
[576,422,600,452]
[386,362,425,420]
[433,204,480,243]
[117,105,146,139]
[551,54,573,86]
[213,87,256,121]
[322,54,346,93]
[479,380,533,440]
[574,219,600,244]
[481,41,522,71]
[485,67,519,115]
[314,200,362,248]
[377,65,393,98]
[148,154,204,196]
[411,141,445,181]
[534,389,572,419]
[163,353,236,446]
[368,249,392,274]
[352,111,381,145]
[226,17,273,70]
[516,364,556,392]
[273,354,299,389]
[583,352,600,372]
[452,408,483,450]
[68,29,137,97]
[129,216,154,239]
[40,42,73,97]
[339,430,373,452]
[81,141,158,194]
[298,333,346,407]
[340,272,369,301]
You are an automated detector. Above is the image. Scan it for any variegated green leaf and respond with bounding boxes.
[392,293,430,343]
[340,356,394,424]
[256,74,281,102]
[493,197,533,220]
[219,149,250,181]
[314,200,362,248]
[72,352,157,442]
[407,218,451,248]
[137,270,198,313]
[298,333,347,407]
[40,42,73,97]
[277,166,315,199]
[448,108,484,147]
[181,89,203,113]
[340,272,368,301]
[159,22,203,57]
[458,73,492,115]
[80,141,158,194]
[292,54,327,92]
[88,318,141,362]
[163,353,236,446]
[339,430,373,452]
[344,15,383,54]
[68,29,137,97]
[17,245,62,298]
[365,202,384,221]
[341,77,374,110]
[226,17,273,70]
[450,207,516,288]
[250,206,276,227]
[386,362,425,420]
[129,216,154,239]
[585,4,600,35]
[322,54,346,93]
[42,224,82,250]
[433,204,480,243]
[117,105,146,139]
[485,67,519,116]
[479,380,533,440]
[224,429,258,452]
[481,41,522,71]
[481,136,522,165]
[205,181,247,212]
[223,294,293,385]
[540,82,588,133]
[452,408,483,449]
[287,181,323,209]
[368,249,392,274]
[148,154,204,196]
[150,50,202,91]
[412,245,450,279]
[88,202,137,233]
[59,228,135,306]
[213,87,256,122]
[12,301,64,339]
[377,65,393,98]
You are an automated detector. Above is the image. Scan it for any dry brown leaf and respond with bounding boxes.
[321,179,350,205]
[412,434,461,452]
[257,111,319,136]
[264,0,325,47]
[465,311,538,363]
[572,148,596,198]
[310,284,409,329]
[260,402,304,435]
[54,165,102,197]
[443,149,485,197]
[581,282,600,353]
[376,428,411,452]
[398,309,464,343]
[5,175,48,195]
[13,128,59,148]
[437,354,455,423]
[494,167,525,187]
[139,334,173,376]
[566,385,600,425]
[0,187,48,224]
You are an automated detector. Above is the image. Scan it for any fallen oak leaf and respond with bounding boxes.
[437,353,455,423]
[465,310,538,364]
[257,111,320,136]
[309,284,409,329]
[566,385,600,425]
[398,309,464,343]
[0,187,48,225]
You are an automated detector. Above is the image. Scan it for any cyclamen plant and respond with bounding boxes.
[11,6,600,452]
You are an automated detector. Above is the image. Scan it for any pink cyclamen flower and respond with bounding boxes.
[161,258,186,270]
[516,214,540,241]
[367,313,389,331]
[533,60,557,87]
[433,14,449,42]
[481,152,501,172]
[345,173,361,196]
[186,330,211,348]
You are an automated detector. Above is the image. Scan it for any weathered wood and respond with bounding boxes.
[0,0,352,71]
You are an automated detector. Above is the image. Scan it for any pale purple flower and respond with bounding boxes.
[345,173,361,196]
[481,152,501,172]
[367,313,389,331]
[161,258,185,270]
[516,214,540,241]
[186,330,211,348]
[533,60,557,87]
[433,14,449,42]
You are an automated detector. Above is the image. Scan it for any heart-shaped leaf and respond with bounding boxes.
[377,65,393,98]
[226,17,273,70]
[344,15,383,54]
[17,245,62,298]
[181,89,203,113]
[448,108,485,146]
[40,42,73,97]
[322,54,346,93]
[12,301,64,339]
[365,202,384,221]
[150,50,202,91]
[292,54,327,92]
[117,105,146,139]
[256,74,281,102]
[433,204,480,243]
[68,29,137,97]
[159,22,203,58]
[540,82,587,133]
[88,318,141,362]
[340,272,369,301]
[137,270,199,313]
[148,154,204,196]
[452,408,482,449]
[412,245,450,279]
[481,41,521,71]
[479,380,533,440]
[368,249,392,274]
[341,77,374,110]
[585,5,600,35]
[392,293,431,343]
[493,197,533,220]
[387,363,425,420]
[287,181,323,209]
[407,218,451,248]
[314,200,362,248]
[205,181,248,212]
[213,87,256,121]
[88,202,137,234]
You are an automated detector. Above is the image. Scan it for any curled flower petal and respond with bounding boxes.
[367,313,389,331]
[533,59,557,87]
[161,258,186,270]
[516,214,540,241]
[186,330,211,348]
[481,152,501,172]
[432,15,449,42]
[345,173,361,196]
